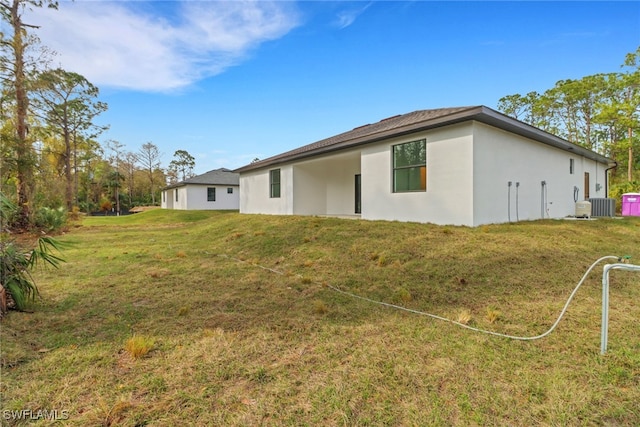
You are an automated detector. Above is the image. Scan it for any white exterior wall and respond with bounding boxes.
[172,187,188,210]
[239,121,609,226]
[163,184,239,210]
[293,151,360,216]
[472,122,606,225]
[186,185,239,210]
[292,161,328,215]
[324,154,360,215]
[360,124,475,225]
[240,152,361,216]
[240,166,294,214]
[161,190,171,209]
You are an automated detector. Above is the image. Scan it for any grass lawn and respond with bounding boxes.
[1,210,640,426]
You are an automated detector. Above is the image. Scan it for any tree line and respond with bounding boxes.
[1,0,196,229]
[2,0,638,230]
[497,46,640,198]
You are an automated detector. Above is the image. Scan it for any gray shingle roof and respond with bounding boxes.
[235,105,611,173]
[163,168,239,190]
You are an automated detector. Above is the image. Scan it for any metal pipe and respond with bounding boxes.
[540,181,547,218]
[601,263,640,354]
[508,181,512,222]
[515,182,520,222]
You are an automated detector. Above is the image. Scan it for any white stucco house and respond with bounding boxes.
[161,168,239,210]
[235,106,613,226]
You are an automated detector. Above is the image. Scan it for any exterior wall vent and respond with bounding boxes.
[589,198,615,217]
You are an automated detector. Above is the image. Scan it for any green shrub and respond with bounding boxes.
[609,181,640,202]
[0,193,18,231]
[0,236,65,311]
[34,206,67,232]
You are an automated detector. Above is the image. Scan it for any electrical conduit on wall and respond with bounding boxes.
[540,180,548,218]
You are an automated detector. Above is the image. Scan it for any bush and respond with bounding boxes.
[0,193,66,314]
[609,181,640,202]
[68,206,82,222]
[34,206,67,232]
[0,236,65,312]
[0,193,18,232]
[100,199,112,213]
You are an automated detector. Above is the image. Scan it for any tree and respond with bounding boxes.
[137,142,162,205]
[33,68,107,210]
[620,47,640,181]
[102,169,122,214]
[498,91,558,134]
[106,140,123,214]
[74,139,102,213]
[497,93,530,121]
[121,151,138,208]
[545,75,609,150]
[594,73,631,174]
[168,149,195,182]
[497,46,640,186]
[0,0,58,228]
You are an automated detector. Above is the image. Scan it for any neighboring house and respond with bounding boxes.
[161,168,239,210]
[235,106,614,227]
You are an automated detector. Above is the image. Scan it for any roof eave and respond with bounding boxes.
[235,106,611,173]
[234,106,484,173]
[162,181,239,190]
[473,107,611,165]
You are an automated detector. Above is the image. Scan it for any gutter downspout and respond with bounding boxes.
[604,162,617,198]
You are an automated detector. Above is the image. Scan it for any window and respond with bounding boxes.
[393,139,426,192]
[227,187,233,194]
[570,158,575,174]
[175,189,178,202]
[162,191,165,202]
[207,187,216,202]
[355,174,361,214]
[270,169,281,198]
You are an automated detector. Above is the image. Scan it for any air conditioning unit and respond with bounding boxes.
[575,201,591,218]
[589,198,615,217]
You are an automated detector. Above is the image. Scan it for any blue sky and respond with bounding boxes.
[27,1,640,175]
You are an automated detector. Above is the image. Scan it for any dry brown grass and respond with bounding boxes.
[124,335,154,359]
[457,309,472,325]
[1,210,639,425]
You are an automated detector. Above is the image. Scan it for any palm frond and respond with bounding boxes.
[1,236,65,312]
[5,276,37,310]
[29,236,67,269]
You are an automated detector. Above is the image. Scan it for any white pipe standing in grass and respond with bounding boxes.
[601,263,640,354]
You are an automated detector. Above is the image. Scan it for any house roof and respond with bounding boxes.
[163,168,239,190]
[235,105,612,173]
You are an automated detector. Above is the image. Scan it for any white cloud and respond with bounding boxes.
[26,1,300,92]
[333,2,372,29]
